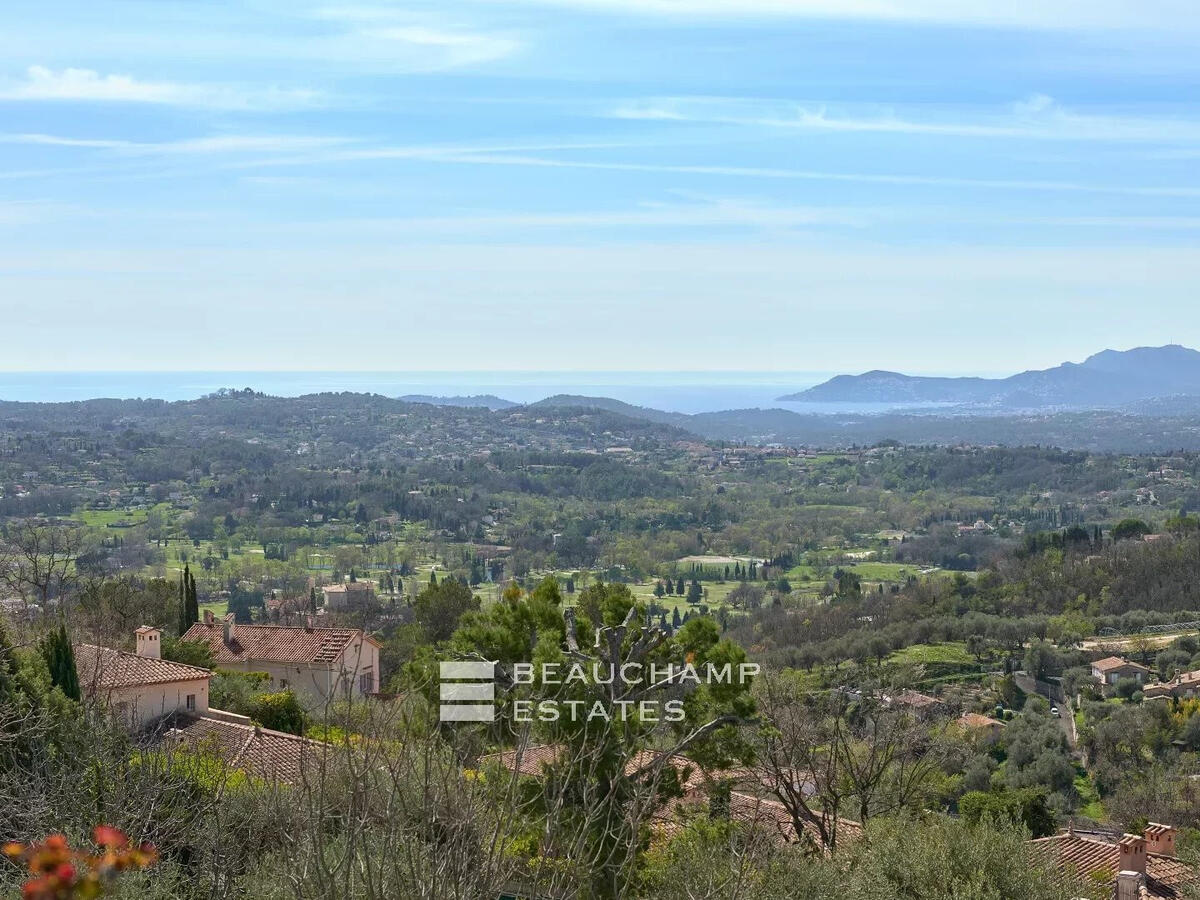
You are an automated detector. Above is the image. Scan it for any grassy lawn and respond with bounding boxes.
[77,507,150,527]
[888,642,975,666]
[846,561,930,581]
[199,598,229,619]
[1074,768,1105,821]
[783,564,819,582]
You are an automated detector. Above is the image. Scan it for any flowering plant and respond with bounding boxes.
[3,827,157,899]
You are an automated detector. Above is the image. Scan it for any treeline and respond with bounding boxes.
[733,529,1200,669]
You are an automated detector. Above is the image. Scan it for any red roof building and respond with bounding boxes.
[182,612,381,707]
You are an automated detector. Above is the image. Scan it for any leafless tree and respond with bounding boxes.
[0,520,84,615]
[753,670,949,852]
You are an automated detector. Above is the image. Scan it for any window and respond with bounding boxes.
[359,672,374,694]
[185,694,195,711]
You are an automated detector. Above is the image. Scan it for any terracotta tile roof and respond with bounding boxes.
[323,582,373,594]
[655,788,862,851]
[481,744,858,851]
[481,744,563,777]
[892,690,943,709]
[1092,656,1150,673]
[1029,830,1197,899]
[480,744,706,785]
[1144,670,1200,698]
[157,712,327,784]
[74,644,211,691]
[181,622,366,665]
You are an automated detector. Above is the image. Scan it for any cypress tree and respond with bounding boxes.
[178,564,199,630]
[189,569,199,624]
[177,568,188,635]
[41,623,81,702]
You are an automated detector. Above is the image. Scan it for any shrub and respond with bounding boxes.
[249,691,309,735]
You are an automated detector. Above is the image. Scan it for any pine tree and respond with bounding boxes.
[671,607,682,628]
[309,586,318,615]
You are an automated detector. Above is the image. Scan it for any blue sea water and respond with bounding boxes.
[0,371,942,416]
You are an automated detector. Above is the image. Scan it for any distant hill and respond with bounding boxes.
[525,394,692,427]
[399,394,518,410]
[779,345,1200,408]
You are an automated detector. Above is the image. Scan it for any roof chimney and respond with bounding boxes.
[1115,871,1144,900]
[1145,822,1176,857]
[304,615,314,633]
[135,626,160,659]
[203,609,215,626]
[223,613,236,646]
[1118,834,1147,875]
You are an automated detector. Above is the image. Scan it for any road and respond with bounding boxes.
[1078,634,1179,652]
[1013,671,1076,751]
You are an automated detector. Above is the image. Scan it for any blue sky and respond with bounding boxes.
[2,0,1199,374]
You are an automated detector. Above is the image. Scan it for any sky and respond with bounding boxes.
[1,0,1199,375]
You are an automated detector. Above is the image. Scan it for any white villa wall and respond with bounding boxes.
[107,676,209,727]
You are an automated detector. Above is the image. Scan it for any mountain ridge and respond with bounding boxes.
[778,345,1200,407]
[399,394,518,410]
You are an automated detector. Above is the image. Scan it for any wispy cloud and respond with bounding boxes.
[609,95,1200,143]
[0,199,91,226]
[16,126,1198,202]
[311,7,523,68]
[269,198,877,236]
[306,147,1200,200]
[481,0,1195,32]
[0,132,351,155]
[0,66,321,110]
[360,26,521,67]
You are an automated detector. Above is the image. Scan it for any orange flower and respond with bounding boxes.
[22,875,54,900]
[6,827,156,899]
[91,827,127,850]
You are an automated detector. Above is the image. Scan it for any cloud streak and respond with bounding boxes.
[322,147,1200,200]
[610,95,1200,144]
[0,132,351,155]
[0,66,321,110]
[479,0,1197,31]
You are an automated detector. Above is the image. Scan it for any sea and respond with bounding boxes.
[0,371,946,416]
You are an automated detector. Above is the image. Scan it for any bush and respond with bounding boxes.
[210,670,271,712]
[249,691,309,735]
[161,635,215,670]
[1112,518,1151,541]
[1114,677,1140,701]
[960,787,1058,838]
